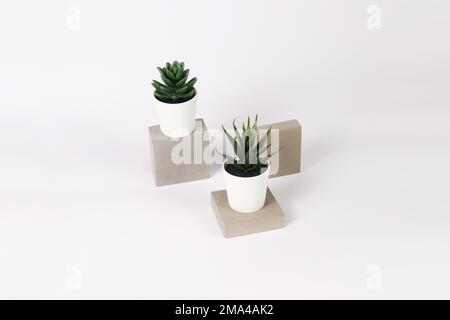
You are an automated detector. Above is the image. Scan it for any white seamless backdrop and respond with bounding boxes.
[0,0,450,299]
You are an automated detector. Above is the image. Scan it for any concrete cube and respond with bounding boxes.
[260,119,302,178]
[211,188,285,238]
[149,119,210,186]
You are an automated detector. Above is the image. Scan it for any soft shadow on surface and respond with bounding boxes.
[270,137,328,225]
[270,174,307,225]
[300,137,331,171]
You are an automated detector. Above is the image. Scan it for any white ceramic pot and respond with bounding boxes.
[154,93,196,138]
[223,161,270,213]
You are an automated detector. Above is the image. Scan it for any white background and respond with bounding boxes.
[1,0,450,299]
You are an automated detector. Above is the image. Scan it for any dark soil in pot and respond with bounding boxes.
[225,163,268,178]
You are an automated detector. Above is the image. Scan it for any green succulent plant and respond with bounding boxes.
[221,115,274,173]
[152,60,197,103]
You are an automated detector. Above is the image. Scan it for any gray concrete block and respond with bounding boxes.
[211,188,285,238]
[260,119,302,178]
[149,119,210,186]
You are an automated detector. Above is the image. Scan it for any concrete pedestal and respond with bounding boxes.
[260,119,302,178]
[211,188,285,238]
[149,119,210,186]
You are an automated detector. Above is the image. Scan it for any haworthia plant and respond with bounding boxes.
[152,60,197,103]
[221,115,275,173]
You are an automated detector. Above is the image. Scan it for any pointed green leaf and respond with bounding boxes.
[253,114,258,129]
[220,152,237,164]
[158,85,174,94]
[176,91,195,100]
[158,67,173,86]
[152,80,165,87]
[222,125,235,150]
[185,77,197,88]
[254,127,271,155]
[165,68,176,80]
[258,143,271,156]
[175,86,190,94]
[157,67,166,77]
[232,119,245,159]
[175,67,184,80]
[151,83,160,91]
[154,91,170,100]
[176,69,189,86]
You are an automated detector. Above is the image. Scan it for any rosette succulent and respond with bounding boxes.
[152,60,197,103]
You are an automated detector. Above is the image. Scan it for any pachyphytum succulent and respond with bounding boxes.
[152,60,197,103]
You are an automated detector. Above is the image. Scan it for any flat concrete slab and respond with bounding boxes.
[211,188,285,238]
[260,119,302,178]
[149,119,210,186]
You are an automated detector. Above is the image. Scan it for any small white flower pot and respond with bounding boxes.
[154,93,197,138]
[223,161,270,213]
